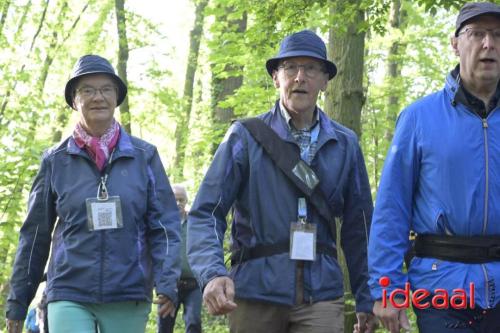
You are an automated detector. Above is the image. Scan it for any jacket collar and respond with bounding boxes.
[67,126,135,160]
[445,64,500,111]
[267,100,338,148]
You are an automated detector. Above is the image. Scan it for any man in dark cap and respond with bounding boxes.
[369,2,500,332]
[187,30,375,333]
[5,54,180,333]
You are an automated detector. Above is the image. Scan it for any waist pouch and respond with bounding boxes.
[178,278,199,290]
[415,234,500,263]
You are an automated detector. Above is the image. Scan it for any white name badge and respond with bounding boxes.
[85,196,123,231]
[290,222,317,261]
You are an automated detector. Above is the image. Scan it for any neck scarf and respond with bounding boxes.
[73,120,120,171]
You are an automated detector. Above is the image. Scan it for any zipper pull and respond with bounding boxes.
[483,119,488,128]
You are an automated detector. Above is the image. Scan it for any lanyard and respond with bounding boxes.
[298,197,307,224]
[96,150,115,200]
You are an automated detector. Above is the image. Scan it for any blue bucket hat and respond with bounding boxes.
[266,29,337,80]
[455,2,500,36]
[65,54,127,109]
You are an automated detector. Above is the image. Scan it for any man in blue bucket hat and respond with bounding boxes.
[187,30,376,332]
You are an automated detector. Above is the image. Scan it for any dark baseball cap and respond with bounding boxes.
[455,2,500,36]
[65,54,127,109]
[265,29,337,80]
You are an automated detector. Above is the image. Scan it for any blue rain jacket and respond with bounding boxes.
[188,102,373,312]
[6,128,180,320]
[369,72,500,308]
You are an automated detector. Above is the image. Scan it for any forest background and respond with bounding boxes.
[0,0,478,332]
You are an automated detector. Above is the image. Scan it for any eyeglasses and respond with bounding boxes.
[76,85,117,99]
[278,63,326,78]
[458,27,500,43]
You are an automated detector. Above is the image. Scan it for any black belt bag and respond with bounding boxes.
[177,278,199,291]
[414,234,500,263]
[230,241,337,266]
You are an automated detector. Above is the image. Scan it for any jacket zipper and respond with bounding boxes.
[100,231,105,302]
[481,118,491,307]
[482,119,489,234]
[98,153,115,302]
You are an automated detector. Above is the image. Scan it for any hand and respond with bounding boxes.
[154,294,176,319]
[6,319,23,333]
[203,276,237,315]
[354,312,378,333]
[373,300,411,333]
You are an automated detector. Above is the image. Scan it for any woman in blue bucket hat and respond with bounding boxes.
[5,55,181,333]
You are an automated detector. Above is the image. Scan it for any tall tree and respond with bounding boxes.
[323,3,367,330]
[385,0,406,142]
[209,4,247,153]
[115,0,131,133]
[0,0,10,35]
[173,0,208,180]
[324,0,366,137]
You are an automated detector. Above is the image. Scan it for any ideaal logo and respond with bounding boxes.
[379,276,475,309]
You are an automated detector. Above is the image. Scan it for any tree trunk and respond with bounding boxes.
[38,1,69,93]
[324,1,366,138]
[115,0,131,134]
[324,3,366,331]
[385,0,406,142]
[0,0,11,35]
[210,6,247,153]
[173,0,208,180]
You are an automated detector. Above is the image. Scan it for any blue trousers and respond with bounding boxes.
[414,303,500,333]
[157,287,202,333]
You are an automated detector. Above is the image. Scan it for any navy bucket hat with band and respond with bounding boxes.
[455,2,500,36]
[265,29,337,80]
[65,54,127,109]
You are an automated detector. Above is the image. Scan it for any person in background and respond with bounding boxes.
[158,184,202,333]
[187,30,376,333]
[24,306,40,333]
[369,2,500,332]
[5,54,180,333]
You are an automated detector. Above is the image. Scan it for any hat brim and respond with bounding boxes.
[64,71,127,109]
[266,50,337,80]
[455,12,500,36]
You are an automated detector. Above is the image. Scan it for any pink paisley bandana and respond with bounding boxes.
[73,120,120,171]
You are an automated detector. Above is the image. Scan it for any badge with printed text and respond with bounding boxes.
[85,196,123,231]
[290,222,317,261]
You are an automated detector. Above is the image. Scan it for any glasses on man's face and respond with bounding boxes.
[76,85,117,99]
[278,63,326,78]
[459,27,500,43]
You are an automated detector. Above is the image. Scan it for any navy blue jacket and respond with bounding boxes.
[6,128,180,320]
[187,102,373,312]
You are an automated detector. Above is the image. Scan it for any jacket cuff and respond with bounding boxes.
[156,288,178,307]
[6,301,28,321]
[355,300,374,313]
[199,269,228,291]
